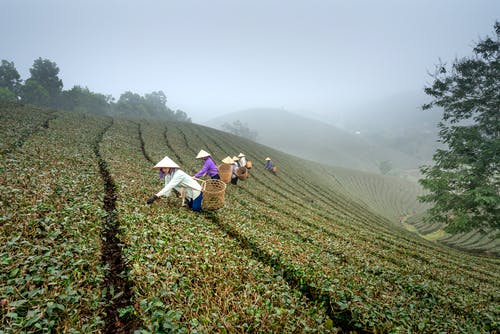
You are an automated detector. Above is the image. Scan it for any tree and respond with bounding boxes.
[0,60,22,97]
[28,58,63,107]
[113,91,148,118]
[222,120,258,141]
[418,22,499,234]
[144,91,174,119]
[20,79,50,107]
[174,109,191,122]
[378,160,393,175]
[0,87,17,102]
[60,85,111,115]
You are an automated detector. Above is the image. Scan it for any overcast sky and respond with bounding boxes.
[2,0,498,122]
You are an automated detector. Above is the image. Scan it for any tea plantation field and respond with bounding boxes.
[1,103,499,333]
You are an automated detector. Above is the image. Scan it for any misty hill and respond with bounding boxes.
[328,90,443,164]
[2,103,498,332]
[205,108,426,175]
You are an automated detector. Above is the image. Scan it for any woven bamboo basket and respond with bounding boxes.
[218,164,232,184]
[202,179,226,210]
[272,166,278,173]
[246,160,252,169]
[236,166,249,180]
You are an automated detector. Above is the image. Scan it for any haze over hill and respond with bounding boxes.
[205,94,441,176]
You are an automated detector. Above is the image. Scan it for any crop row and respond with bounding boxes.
[1,109,108,332]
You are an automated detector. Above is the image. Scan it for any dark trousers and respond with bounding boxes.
[186,193,203,212]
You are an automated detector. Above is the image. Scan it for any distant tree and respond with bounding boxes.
[419,22,500,234]
[60,85,111,115]
[174,109,191,122]
[113,91,148,117]
[112,90,191,121]
[0,60,22,97]
[222,120,258,141]
[28,58,63,107]
[20,79,50,107]
[378,160,393,175]
[144,91,174,119]
[0,87,17,102]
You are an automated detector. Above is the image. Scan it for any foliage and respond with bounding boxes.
[419,22,500,234]
[27,58,63,108]
[378,160,392,175]
[0,60,21,96]
[60,85,112,115]
[0,87,17,102]
[1,57,192,121]
[222,120,258,141]
[112,90,191,122]
[20,79,50,107]
[1,106,107,332]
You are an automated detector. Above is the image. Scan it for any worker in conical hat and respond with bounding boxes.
[265,157,275,172]
[237,153,247,167]
[194,149,220,179]
[222,156,239,185]
[147,156,203,212]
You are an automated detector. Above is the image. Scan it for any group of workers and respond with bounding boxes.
[147,150,276,212]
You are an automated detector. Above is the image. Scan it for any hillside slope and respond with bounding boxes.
[1,103,499,333]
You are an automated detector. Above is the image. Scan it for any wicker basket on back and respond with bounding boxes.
[202,179,226,210]
[236,166,249,180]
[218,164,232,184]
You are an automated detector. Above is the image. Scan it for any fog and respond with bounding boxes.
[2,0,498,123]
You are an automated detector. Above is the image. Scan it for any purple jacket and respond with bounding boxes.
[194,157,219,177]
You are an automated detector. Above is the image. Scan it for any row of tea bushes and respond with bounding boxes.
[1,108,108,332]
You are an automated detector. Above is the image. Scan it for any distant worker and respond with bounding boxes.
[265,157,275,172]
[238,153,247,168]
[233,155,241,168]
[146,156,203,212]
[222,156,239,185]
[233,156,243,184]
[194,149,220,179]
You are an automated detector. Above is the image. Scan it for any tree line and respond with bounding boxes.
[0,57,191,122]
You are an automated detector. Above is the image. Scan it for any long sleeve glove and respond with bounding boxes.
[147,195,158,205]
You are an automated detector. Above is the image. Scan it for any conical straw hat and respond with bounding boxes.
[196,149,211,159]
[238,153,246,158]
[232,156,239,161]
[265,157,271,161]
[153,156,180,169]
[222,156,235,164]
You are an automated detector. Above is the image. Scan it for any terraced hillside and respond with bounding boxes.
[326,167,500,255]
[1,103,499,333]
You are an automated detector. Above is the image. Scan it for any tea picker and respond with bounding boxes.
[265,157,277,173]
[146,156,203,212]
[194,149,220,180]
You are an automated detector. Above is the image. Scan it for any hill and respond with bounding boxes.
[205,108,428,175]
[329,90,443,168]
[1,103,499,333]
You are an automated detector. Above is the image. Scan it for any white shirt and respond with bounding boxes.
[156,169,202,200]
